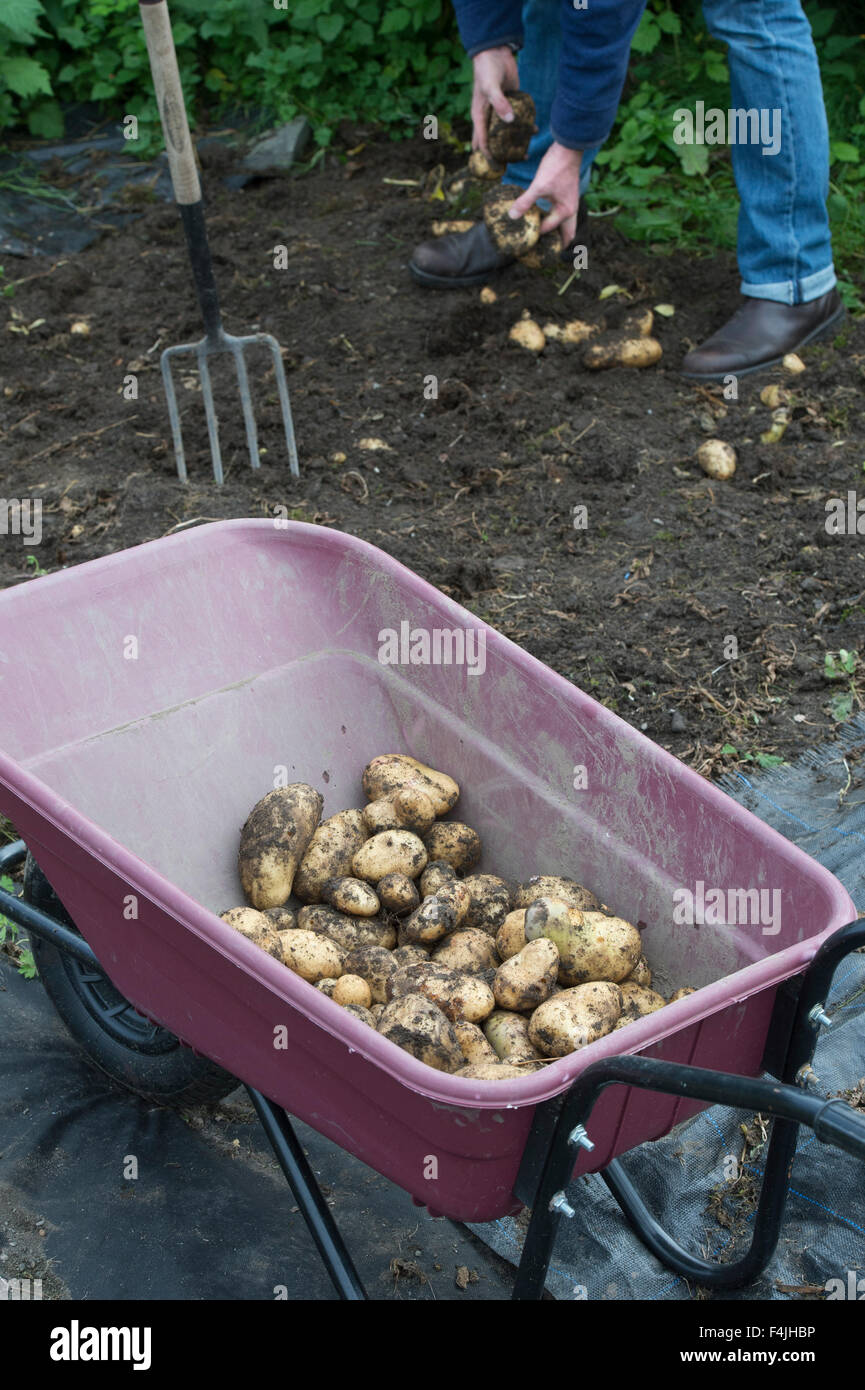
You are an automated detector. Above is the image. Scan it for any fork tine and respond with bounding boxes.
[197,345,224,486]
[230,341,261,471]
[160,349,188,483]
[260,332,300,478]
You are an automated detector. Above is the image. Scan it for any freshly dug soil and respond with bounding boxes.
[1,124,864,781]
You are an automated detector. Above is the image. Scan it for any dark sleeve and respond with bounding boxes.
[450,0,524,58]
[550,0,648,150]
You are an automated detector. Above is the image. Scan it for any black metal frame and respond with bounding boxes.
[3,837,864,1302]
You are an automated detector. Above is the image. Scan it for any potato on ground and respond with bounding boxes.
[583,337,663,370]
[540,906,642,986]
[297,903,395,952]
[457,1062,540,1080]
[453,1019,499,1067]
[422,822,481,874]
[352,829,428,883]
[483,186,541,257]
[400,892,458,945]
[514,876,600,912]
[343,944,398,1004]
[362,755,459,817]
[220,907,285,962]
[614,982,666,1029]
[376,872,420,916]
[278,928,346,984]
[293,808,368,903]
[319,876,380,917]
[461,874,512,935]
[493,938,559,1012]
[496,909,527,961]
[388,962,494,1025]
[363,784,436,835]
[420,860,457,897]
[376,993,464,1074]
[332,974,373,1009]
[529,982,622,1057]
[487,91,536,164]
[238,784,323,909]
[483,1009,543,1064]
[432,928,500,975]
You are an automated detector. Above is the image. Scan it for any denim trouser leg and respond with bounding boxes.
[701,0,836,303]
[503,0,599,200]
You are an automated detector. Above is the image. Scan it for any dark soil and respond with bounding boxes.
[2,125,865,780]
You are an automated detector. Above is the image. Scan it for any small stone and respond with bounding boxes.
[242,117,312,173]
[782,352,806,374]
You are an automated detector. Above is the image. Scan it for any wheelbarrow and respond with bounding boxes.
[0,519,863,1300]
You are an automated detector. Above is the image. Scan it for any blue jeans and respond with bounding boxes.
[504,0,836,303]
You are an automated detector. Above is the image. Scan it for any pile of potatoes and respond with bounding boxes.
[221,756,695,1081]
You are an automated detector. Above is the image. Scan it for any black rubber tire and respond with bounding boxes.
[24,853,237,1107]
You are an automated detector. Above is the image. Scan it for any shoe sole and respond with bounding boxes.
[408,260,511,290]
[679,304,847,382]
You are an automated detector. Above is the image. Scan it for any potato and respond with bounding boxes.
[420,861,457,897]
[238,784,323,909]
[484,185,541,257]
[457,1062,540,1080]
[343,944,398,1004]
[297,903,396,953]
[528,982,623,1057]
[220,907,285,962]
[493,938,559,1012]
[422,822,481,874]
[622,306,654,338]
[514,876,601,912]
[362,755,459,817]
[315,978,338,997]
[523,895,574,943]
[541,908,642,986]
[388,962,495,1025]
[487,91,535,164]
[332,974,373,1009]
[370,1003,385,1023]
[468,148,505,181]
[320,876,380,918]
[400,893,457,945]
[697,439,736,480]
[278,928,345,983]
[434,879,470,927]
[263,906,296,932]
[432,928,500,975]
[293,808,368,903]
[496,909,527,961]
[453,1019,499,1067]
[352,829,428,883]
[392,944,430,968]
[362,784,437,835]
[542,318,598,344]
[341,1003,375,1026]
[614,982,666,1028]
[509,319,546,353]
[519,237,568,272]
[376,994,464,1073]
[626,953,652,988]
[376,872,420,916]
[483,1009,542,1064]
[668,986,696,1004]
[461,875,512,935]
[583,336,663,370]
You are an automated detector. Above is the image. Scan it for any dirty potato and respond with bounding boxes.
[493,938,559,1012]
[320,876,380,917]
[315,978,338,997]
[432,928,500,974]
[420,860,457,897]
[263,906,296,932]
[614,982,666,1028]
[388,962,495,1025]
[220,907,285,962]
[461,875,512,935]
[483,185,541,257]
[341,1003,376,1026]
[293,808,368,903]
[376,871,420,916]
[434,879,470,927]
[487,91,536,164]
[514,876,601,912]
[496,909,527,961]
[343,944,398,1004]
[391,944,430,968]
[422,822,481,874]
[626,953,652,988]
[468,148,505,180]
[668,986,696,1003]
[453,1019,499,1067]
[483,1009,543,1064]
[238,784,323,909]
[332,974,373,1009]
[352,829,428,883]
[362,755,459,817]
[541,908,642,986]
[376,993,464,1073]
[528,982,623,1057]
[278,928,346,983]
[362,783,437,836]
[400,892,457,945]
[297,904,396,952]
[583,336,663,370]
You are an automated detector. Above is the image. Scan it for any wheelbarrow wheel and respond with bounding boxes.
[23,854,237,1108]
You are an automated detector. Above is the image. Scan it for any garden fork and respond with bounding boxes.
[140,0,299,484]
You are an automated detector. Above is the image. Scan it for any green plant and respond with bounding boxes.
[721,744,786,769]
[824,647,861,720]
[0,873,37,979]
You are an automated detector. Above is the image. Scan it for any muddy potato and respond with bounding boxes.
[668,986,696,1004]
[496,909,528,961]
[315,978,338,998]
[461,875,512,935]
[238,784,323,909]
[400,893,457,945]
[614,982,666,1028]
[457,1061,540,1080]
[293,808,368,902]
[453,1019,499,1067]
[487,91,536,164]
[583,336,663,370]
[483,1009,542,1064]
[523,895,575,943]
[514,876,601,913]
[376,872,420,916]
[542,908,642,986]
[434,879,470,927]
[432,928,500,975]
[220,907,285,962]
[362,784,436,836]
[422,822,481,874]
[278,928,345,983]
[388,962,495,1025]
[362,755,459,817]
[626,953,652,988]
[297,904,396,952]
[320,876,380,918]
[263,906,296,932]
[528,982,623,1057]
[341,1003,375,1026]
[352,829,428,883]
[332,974,373,1009]
[392,944,430,968]
[493,938,559,1012]
[622,306,654,338]
[483,185,541,257]
[420,860,456,897]
[697,439,736,481]
[343,944,398,1004]
[370,1003,385,1023]
[468,148,505,181]
[509,318,546,353]
[376,993,464,1073]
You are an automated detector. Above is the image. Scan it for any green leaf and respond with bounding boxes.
[656,11,682,35]
[678,142,709,177]
[755,752,785,769]
[830,691,854,722]
[0,54,52,97]
[831,141,860,164]
[317,13,344,42]
[630,15,661,55]
[381,8,412,35]
[0,0,46,43]
[27,97,63,136]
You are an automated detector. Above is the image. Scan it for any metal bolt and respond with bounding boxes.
[568,1124,595,1152]
[549,1191,575,1219]
[796,1063,819,1088]
[808,1003,832,1029]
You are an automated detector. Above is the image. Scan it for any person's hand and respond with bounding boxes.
[509,142,583,247]
[471,47,520,157]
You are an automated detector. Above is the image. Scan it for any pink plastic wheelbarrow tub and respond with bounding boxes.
[0,519,856,1226]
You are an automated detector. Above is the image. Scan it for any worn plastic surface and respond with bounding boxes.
[0,521,855,1220]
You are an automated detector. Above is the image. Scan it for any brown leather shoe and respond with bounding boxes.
[409,204,589,289]
[681,289,845,380]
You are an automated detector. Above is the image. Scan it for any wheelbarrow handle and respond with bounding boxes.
[139,0,201,206]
